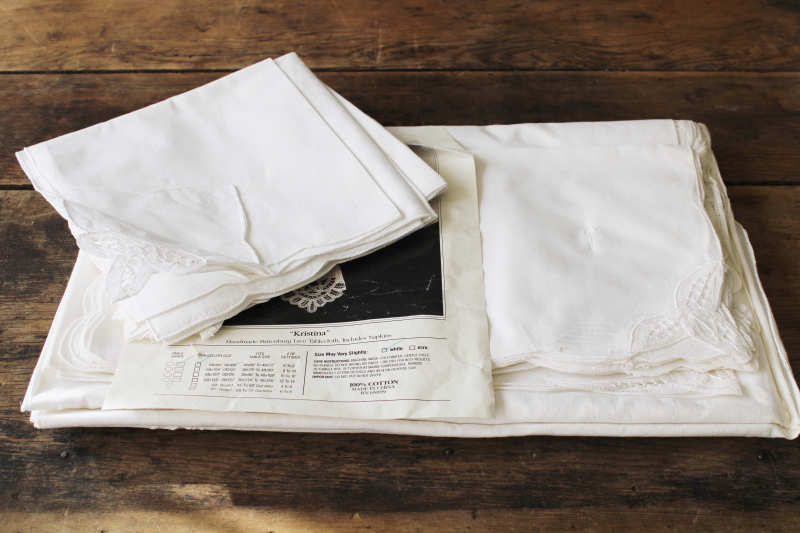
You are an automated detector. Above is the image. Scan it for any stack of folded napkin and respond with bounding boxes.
[16,54,800,437]
[443,121,757,398]
[17,53,446,345]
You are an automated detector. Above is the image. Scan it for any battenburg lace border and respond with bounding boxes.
[76,232,207,303]
[496,369,742,397]
[280,265,346,313]
[492,121,761,377]
[629,261,755,367]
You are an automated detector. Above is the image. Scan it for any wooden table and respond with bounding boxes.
[2,1,799,531]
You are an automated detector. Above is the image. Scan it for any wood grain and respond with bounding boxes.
[0,429,797,527]
[3,71,800,187]
[4,508,800,533]
[2,0,800,72]
[0,187,798,531]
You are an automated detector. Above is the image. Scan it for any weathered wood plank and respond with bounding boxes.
[1,0,800,72]
[0,390,799,518]
[0,191,75,352]
[3,71,800,187]
[0,415,798,523]
[3,508,800,533]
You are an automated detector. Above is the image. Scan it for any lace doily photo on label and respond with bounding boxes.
[224,220,444,327]
[280,265,347,313]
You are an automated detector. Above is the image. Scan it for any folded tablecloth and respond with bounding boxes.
[21,120,800,438]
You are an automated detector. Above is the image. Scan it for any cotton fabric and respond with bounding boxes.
[20,120,800,438]
[17,53,446,343]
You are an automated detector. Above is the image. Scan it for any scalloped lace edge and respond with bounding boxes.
[76,231,207,303]
[492,121,759,383]
[496,369,741,397]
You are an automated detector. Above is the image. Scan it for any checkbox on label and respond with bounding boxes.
[409,345,416,350]
[381,348,387,353]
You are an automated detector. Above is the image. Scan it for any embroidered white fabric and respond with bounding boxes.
[19,120,800,437]
[444,122,758,393]
[16,53,446,343]
[76,232,208,303]
[494,368,742,398]
[47,120,757,394]
[45,274,120,383]
[280,265,346,313]
[21,234,800,436]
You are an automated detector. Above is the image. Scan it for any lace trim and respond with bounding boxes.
[676,121,734,262]
[77,231,207,302]
[630,261,754,365]
[496,369,741,397]
[496,122,759,388]
[675,120,710,155]
[280,265,346,313]
[674,121,758,363]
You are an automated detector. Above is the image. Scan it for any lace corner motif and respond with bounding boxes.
[629,261,754,364]
[281,266,346,313]
[675,120,711,155]
[497,369,742,397]
[77,231,207,302]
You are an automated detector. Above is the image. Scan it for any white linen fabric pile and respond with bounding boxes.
[16,52,446,345]
[16,55,800,437]
[445,121,758,398]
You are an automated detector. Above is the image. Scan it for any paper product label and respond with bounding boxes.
[104,128,494,420]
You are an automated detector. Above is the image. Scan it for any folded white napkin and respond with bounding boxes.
[17,53,445,343]
[441,121,758,396]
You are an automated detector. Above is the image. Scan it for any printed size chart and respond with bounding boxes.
[103,318,486,421]
[157,340,439,402]
[101,128,496,420]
